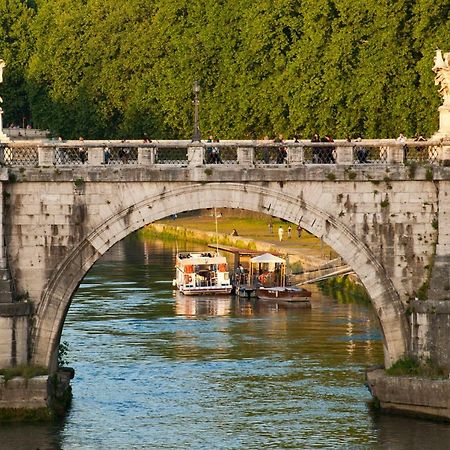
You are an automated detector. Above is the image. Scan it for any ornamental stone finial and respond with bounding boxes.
[433,49,450,106]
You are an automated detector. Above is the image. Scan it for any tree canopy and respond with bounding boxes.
[0,0,449,139]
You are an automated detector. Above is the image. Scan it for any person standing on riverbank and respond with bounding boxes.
[287,225,292,238]
[278,226,284,242]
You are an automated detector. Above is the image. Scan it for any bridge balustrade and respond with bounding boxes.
[105,145,139,165]
[155,146,188,165]
[54,146,87,165]
[351,144,388,164]
[0,140,447,167]
[400,142,440,164]
[0,143,39,166]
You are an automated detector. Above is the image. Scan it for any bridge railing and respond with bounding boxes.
[0,139,449,167]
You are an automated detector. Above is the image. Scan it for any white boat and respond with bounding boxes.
[174,251,233,295]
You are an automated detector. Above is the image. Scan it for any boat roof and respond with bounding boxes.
[207,244,260,256]
[250,253,286,264]
[176,252,227,265]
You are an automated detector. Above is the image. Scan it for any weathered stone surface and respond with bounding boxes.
[0,376,48,409]
[411,300,450,371]
[0,369,73,414]
[366,369,450,421]
[0,164,448,373]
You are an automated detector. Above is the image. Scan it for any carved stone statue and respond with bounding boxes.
[433,49,450,106]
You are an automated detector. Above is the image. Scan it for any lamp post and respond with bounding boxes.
[192,80,201,142]
[0,59,7,141]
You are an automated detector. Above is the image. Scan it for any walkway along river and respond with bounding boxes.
[0,236,449,448]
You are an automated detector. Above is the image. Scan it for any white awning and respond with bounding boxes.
[250,253,285,264]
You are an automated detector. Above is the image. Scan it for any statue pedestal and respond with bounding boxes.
[431,105,450,165]
[0,108,9,142]
[435,105,450,138]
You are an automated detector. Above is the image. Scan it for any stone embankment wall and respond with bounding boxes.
[366,369,450,421]
[0,369,73,419]
[0,376,48,410]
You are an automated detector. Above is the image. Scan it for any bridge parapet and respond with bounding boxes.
[0,139,447,167]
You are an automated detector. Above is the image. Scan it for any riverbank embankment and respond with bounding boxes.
[142,222,337,271]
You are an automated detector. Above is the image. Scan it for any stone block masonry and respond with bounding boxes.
[366,369,450,421]
[0,159,448,418]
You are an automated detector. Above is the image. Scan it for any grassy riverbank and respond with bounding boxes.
[143,212,334,260]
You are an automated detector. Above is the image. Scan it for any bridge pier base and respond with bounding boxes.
[0,367,73,420]
[0,303,31,368]
[410,299,450,372]
[366,369,450,422]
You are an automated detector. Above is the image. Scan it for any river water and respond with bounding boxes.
[1,235,450,449]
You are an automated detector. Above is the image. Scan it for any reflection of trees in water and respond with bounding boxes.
[318,275,371,305]
[166,290,382,365]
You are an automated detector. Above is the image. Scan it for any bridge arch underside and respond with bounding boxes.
[33,183,409,369]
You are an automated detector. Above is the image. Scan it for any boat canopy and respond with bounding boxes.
[250,253,285,264]
[176,252,227,266]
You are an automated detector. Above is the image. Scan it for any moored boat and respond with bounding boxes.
[255,286,312,307]
[174,251,233,295]
[249,253,312,307]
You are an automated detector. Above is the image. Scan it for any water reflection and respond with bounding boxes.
[175,293,233,316]
[1,236,449,449]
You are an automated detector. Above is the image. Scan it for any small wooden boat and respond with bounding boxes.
[256,286,312,307]
[249,253,312,307]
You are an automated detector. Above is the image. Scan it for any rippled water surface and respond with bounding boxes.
[1,236,450,449]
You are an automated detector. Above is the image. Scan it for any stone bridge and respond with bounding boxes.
[0,139,449,375]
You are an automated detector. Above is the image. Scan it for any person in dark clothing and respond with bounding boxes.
[205,135,214,163]
[322,135,336,163]
[211,138,223,163]
[275,134,287,164]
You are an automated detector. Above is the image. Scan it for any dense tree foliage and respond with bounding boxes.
[0,0,35,127]
[0,0,450,139]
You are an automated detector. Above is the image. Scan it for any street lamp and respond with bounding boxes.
[192,80,201,142]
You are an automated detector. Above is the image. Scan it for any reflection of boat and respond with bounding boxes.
[174,251,233,295]
[239,253,312,307]
[175,292,232,316]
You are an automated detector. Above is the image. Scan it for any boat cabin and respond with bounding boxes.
[249,253,287,288]
[174,252,232,295]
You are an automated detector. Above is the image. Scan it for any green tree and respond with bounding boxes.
[0,0,444,139]
[0,0,36,127]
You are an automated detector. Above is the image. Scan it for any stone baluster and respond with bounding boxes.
[187,144,204,166]
[0,144,6,165]
[435,143,450,165]
[386,144,406,164]
[335,145,353,164]
[38,146,55,166]
[288,146,304,165]
[138,147,156,165]
[88,147,105,165]
[237,147,254,166]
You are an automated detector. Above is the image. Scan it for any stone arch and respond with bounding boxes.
[33,182,409,369]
